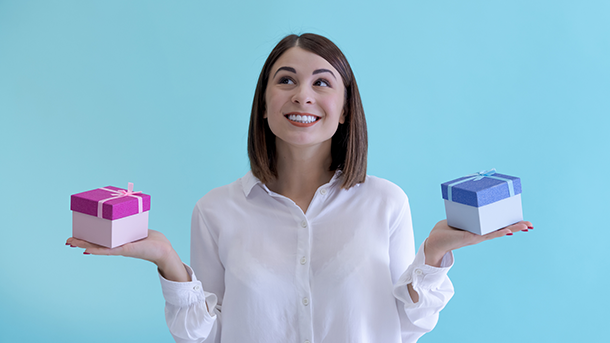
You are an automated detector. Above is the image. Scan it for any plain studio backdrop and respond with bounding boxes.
[1,1,608,342]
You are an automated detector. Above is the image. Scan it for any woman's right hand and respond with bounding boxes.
[66,230,191,282]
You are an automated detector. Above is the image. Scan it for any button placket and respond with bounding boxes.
[295,214,313,343]
[270,189,315,342]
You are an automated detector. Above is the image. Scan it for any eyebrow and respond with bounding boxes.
[273,66,336,79]
[312,68,336,79]
[273,66,296,78]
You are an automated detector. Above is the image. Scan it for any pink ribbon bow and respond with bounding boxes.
[111,182,142,197]
[97,182,144,218]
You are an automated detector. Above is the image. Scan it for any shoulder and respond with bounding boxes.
[194,174,251,213]
[357,175,408,203]
[334,174,409,217]
[334,175,411,231]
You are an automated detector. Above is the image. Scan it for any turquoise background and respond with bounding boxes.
[1,0,608,342]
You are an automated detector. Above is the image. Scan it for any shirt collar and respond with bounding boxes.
[241,169,344,197]
[241,170,261,197]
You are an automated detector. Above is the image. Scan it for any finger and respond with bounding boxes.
[84,246,124,256]
[478,227,511,241]
[65,237,77,247]
[65,237,123,256]
[506,221,532,233]
[66,237,103,249]
[66,237,100,249]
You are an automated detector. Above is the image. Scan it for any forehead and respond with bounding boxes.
[271,47,339,75]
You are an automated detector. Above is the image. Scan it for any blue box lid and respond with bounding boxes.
[441,171,522,207]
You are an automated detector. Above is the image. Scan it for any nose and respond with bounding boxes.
[292,85,314,105]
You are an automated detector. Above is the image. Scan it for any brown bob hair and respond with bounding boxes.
[247,33,367,189]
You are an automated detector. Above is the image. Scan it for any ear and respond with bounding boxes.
[339,109,345,124]
[263,111,267,119]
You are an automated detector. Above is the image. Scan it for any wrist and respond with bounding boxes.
[156,249,191,282]
[150,243,177,268]
[155,247,178,270]
[424,239,447,267]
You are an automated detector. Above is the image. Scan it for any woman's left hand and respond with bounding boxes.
[424,220,533,267]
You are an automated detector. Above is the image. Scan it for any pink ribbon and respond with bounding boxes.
[112,182,142,197]
[97,182,143,218]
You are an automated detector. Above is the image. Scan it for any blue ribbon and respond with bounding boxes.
[447,168,515,202]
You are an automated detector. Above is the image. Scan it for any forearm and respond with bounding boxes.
[404,239,453,304]
[407,240,445,303]
[407,283,419,303]
[159,263,215,337]
[394,242,455,340]
[157,249,192,282]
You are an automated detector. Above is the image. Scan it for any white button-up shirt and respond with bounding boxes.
[160,171,454,343]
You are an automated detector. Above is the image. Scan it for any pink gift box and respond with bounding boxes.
[71,183,150,248]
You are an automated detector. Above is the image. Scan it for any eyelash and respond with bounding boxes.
[278,77,295,85]
[314,78,331,87]
[278,77,331,87]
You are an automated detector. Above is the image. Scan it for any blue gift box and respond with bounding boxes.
[441,169,523,235]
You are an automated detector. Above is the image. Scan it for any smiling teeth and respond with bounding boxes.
[288,114,317,123]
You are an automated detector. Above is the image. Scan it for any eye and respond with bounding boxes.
[278,76,295,85]
[314,78,331,87]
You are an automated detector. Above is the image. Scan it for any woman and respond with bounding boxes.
[67,33,532,343]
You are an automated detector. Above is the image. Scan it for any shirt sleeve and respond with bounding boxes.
[158,204,223,343]
[389,198,455,342]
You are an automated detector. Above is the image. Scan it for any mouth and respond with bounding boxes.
[284,113,321,127]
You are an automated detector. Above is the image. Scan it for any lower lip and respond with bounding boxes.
[286,117,319,127]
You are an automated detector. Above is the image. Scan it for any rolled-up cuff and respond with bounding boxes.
[158,264,217,311]
[398,241,453,291]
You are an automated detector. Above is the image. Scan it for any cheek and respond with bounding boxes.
[330,97,346,121]
[265,92,282,117]
[264,96,279,120]
[263,95,283,134]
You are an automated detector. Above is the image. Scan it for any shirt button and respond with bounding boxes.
[193,285,200,291]
[305,340,311,343]
[300,257,307,265]
[320,188,327,195]
[414,269,423,275]
[302,297,309,306]
[301,220,307,228]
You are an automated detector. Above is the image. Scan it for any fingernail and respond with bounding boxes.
[70,245,76,248]
[65,243,70,246]
[528,226,534,230]
[83,252,91,255]
[521,229,529,232]
[506,232,513,236]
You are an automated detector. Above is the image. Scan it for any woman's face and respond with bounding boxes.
[264,47,345,150]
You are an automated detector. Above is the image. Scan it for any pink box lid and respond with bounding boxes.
[71,185,151,220]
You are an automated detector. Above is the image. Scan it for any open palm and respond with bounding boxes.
[66,229,173,265]
[424,220,533,267]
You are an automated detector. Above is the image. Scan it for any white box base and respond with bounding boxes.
[444,194,523,235]
[72,211,149,248]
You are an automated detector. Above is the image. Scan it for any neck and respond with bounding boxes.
[266,139,335,213]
